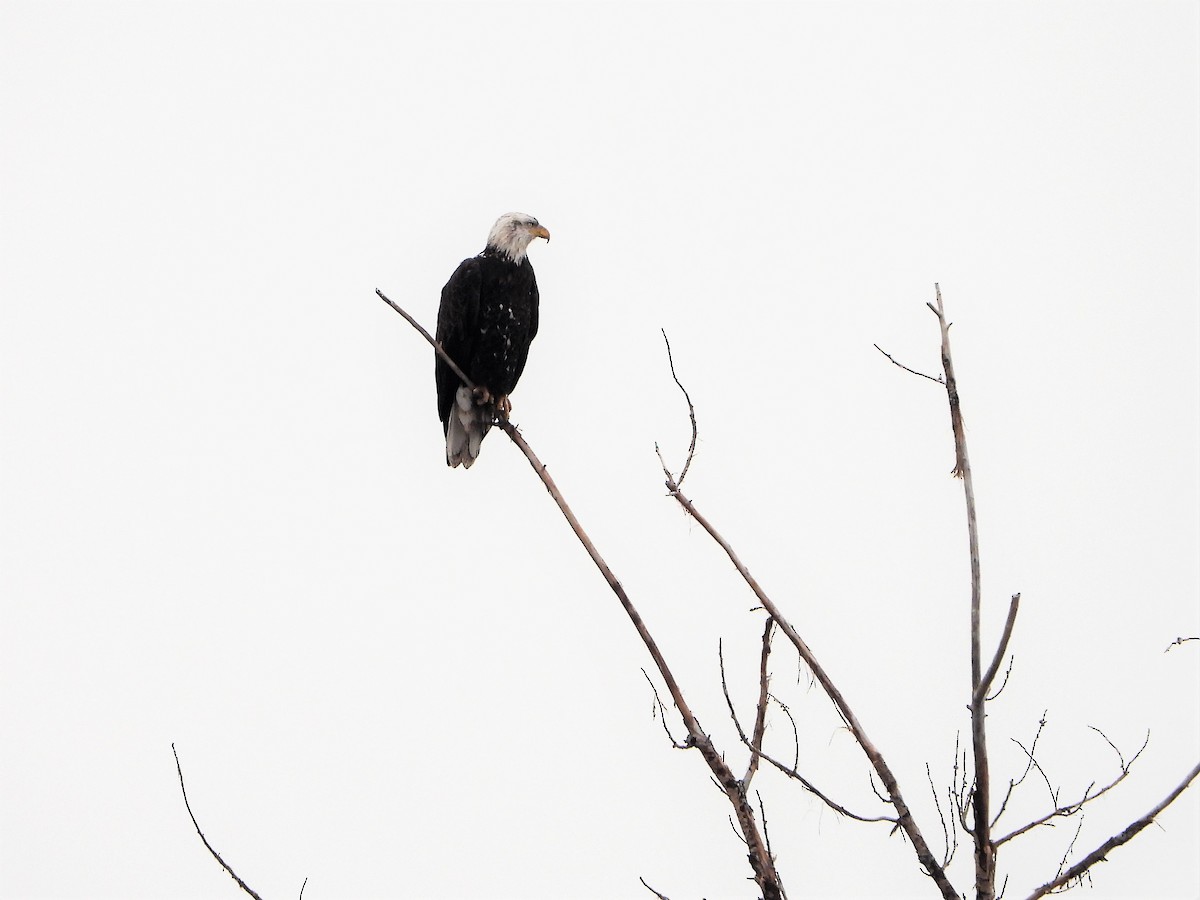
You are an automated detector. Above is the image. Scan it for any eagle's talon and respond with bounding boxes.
[496,395,512,419]
[472,385,493,406]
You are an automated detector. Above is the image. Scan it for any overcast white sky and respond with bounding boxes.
[2,2,1197,898]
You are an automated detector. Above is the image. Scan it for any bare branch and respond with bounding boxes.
[172,744,264,900]
[873,342,945,384]
[928,285,995,898]
[927,762,953,869]
[992,713,1049,832]
[1164,635,1199,652]
[1022,763,1200,899]
[660,329,698,486]
[639,876,672,900]
[376,289,474,391]
[975,594,1021,706]
[718,642,891,825]
[748,740,898,825]
[997,729,1151,847]
[641,668,687,749]
[380,291,784,900]
[744,618,775,788]
[771,694,801,773]
[985,656,1015,703]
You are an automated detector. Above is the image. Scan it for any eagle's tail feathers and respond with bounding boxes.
[446,385,492,468]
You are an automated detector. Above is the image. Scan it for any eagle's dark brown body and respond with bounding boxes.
[434,214,547,468]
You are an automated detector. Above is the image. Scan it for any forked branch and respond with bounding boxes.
[657,332,958,900]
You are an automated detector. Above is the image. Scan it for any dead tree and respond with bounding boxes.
[176,287,1198,899]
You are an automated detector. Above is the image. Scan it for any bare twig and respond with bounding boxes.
[1164,635,1199,652]
[1023,761,1200,898]
[639,876,672,900]
[641,668,686,748]
[992,713,1049,832]
[172,744,264,900]
[771,694,801,773]
[660,329,698,486]
[873,342,945,384]
[997,730,1150,847]
[927,762,953,868]
[985,656,1015,703]
[381,290,784,900]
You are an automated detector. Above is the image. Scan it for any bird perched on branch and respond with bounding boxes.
[435,212,550,468]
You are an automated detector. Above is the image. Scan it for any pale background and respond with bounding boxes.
[1,2,1197,898]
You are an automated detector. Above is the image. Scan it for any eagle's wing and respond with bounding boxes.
[506,270,539,390]
[435,257,481,432]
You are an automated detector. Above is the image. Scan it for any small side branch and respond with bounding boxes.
[660,329,698,486]
[744,617,775,788]
[974,594,1021,706]
[639,876,672,900]
[1023,761,1200,899]
[172,744,264,900]
[873,343,945,384]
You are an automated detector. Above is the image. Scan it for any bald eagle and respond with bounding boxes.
[435,212,550,468]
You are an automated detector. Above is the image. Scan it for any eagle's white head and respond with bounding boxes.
[486,212,551,263]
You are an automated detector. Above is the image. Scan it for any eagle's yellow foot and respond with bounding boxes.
[496,395,512,419]
[472,385,493,406]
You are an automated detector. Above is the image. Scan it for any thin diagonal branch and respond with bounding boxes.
[639,876,672,900]
[873,342,945,384]
[380,290,784,900]
[376,289,474,391]
[172,744,264,900]
[1023,761,1200,900]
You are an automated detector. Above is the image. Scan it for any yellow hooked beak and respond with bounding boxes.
[530,224,551,242]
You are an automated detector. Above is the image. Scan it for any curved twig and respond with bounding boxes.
[660,329,698,486]
[172,744,264,900]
